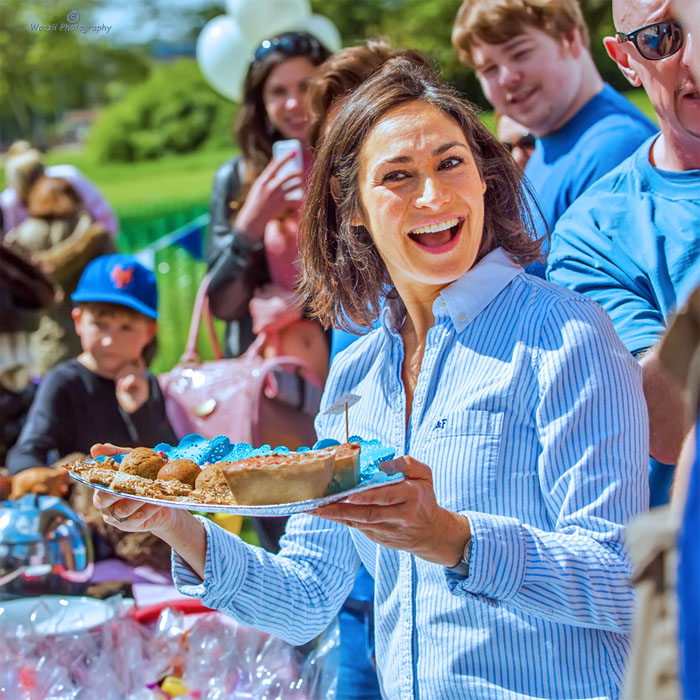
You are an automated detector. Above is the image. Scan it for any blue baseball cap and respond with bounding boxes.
[71,254,158,319]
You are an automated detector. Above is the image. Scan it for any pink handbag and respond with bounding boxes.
[158,275,320,449]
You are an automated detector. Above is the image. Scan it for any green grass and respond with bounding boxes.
[43,147,229,216]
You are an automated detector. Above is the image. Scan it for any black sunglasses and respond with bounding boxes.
[503,133,536,153]
[616,19,684,61]
[253,32,326,66]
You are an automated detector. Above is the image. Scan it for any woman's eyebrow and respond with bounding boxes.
[377,142,469,168]
[433,141,468,155]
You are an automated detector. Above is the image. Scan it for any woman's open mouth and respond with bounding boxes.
[408,217,463,252]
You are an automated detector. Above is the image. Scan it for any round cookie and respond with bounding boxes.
[195,463,231,492]
[119,447,166,480]
[157,458,201,488]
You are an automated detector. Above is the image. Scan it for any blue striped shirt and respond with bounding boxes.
[173,248,649,700]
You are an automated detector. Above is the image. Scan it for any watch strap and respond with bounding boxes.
[448,538,473,577]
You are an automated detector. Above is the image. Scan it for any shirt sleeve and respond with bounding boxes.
[6,370,66,473]
[205,159,270,322]
[546,199,665,355]
[172,512,360,645]
[446,297,649,634]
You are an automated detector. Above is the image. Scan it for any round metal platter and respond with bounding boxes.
[68,470,404,516]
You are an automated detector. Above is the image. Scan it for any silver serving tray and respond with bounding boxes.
[68,470,404,517]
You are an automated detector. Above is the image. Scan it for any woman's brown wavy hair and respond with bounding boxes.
[299,56,544,331]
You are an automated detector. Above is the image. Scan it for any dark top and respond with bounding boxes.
[6,358,177,473]
[206,156,270,357]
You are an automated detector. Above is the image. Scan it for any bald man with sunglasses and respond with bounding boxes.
[548,0,700,507]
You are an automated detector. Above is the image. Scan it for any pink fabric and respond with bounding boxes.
[0,164,119,236]
[261,149,313,291]
[263,214,301,291]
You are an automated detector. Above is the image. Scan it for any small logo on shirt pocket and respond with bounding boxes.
[432,418,447,431]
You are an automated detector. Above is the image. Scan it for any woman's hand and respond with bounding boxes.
[313,456,471,568]
[249,282,303,335]
[89,442,208,577]
[235,152,304,243]
[93,490,180,536]
[90,443,130,458]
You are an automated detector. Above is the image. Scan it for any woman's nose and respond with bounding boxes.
[285,91,303,110]
[415,177,448,209]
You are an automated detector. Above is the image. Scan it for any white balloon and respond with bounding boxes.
[196,15,254,102]
[226,0,311,47]
[299,13,342,53]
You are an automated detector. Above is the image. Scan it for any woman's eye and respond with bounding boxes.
[439,156,464,170]
[382,170,409,183]
[513,50,531,61]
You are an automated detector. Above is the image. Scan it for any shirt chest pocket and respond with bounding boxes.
[421,409,504,512]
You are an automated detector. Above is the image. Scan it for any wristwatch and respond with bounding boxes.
[448,537,473,577]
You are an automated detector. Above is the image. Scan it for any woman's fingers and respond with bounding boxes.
[380,456,434,482]
[90,442,130,458]
[265,149,298,178]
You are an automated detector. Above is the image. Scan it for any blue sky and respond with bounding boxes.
[92,0,212,44]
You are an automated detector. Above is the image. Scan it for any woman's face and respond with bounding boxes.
[263,56,316,146]
[353,101,487,298]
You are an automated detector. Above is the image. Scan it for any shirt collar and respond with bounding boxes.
[434,248,522,333]
[380,248,522,335]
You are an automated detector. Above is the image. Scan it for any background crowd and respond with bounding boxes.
[0,0,698,699]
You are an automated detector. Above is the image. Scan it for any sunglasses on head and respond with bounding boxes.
[616,19,684,61]
[503,133,536,153]
[253,32,325,66]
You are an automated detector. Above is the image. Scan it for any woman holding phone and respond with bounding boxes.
[205,32,330,553]
[205,31,331,380]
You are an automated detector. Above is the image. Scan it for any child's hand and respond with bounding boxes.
[115,358,150,414]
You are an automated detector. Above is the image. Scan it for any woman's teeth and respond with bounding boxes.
[408,218,461,247]
[410,217,460,235]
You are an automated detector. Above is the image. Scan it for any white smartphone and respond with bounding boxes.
[272,138,304,201]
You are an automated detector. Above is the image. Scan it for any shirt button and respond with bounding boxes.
[458,313,467,323]
[438,299,447,310]
[414,393,424,405]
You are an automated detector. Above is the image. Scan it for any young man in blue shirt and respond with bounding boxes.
[452,0,657,274]
[547,0,700,506]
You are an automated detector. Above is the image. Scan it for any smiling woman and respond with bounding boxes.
[90,57,649,700]
[300,58,541,331]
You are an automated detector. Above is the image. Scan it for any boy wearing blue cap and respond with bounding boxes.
[6,254,177,475]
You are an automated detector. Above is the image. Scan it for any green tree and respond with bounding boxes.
[0,0,148,144]
[88,58,236,162]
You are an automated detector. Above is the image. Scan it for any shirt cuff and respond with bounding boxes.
[171,516,249,609]
[444,511,527,604]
